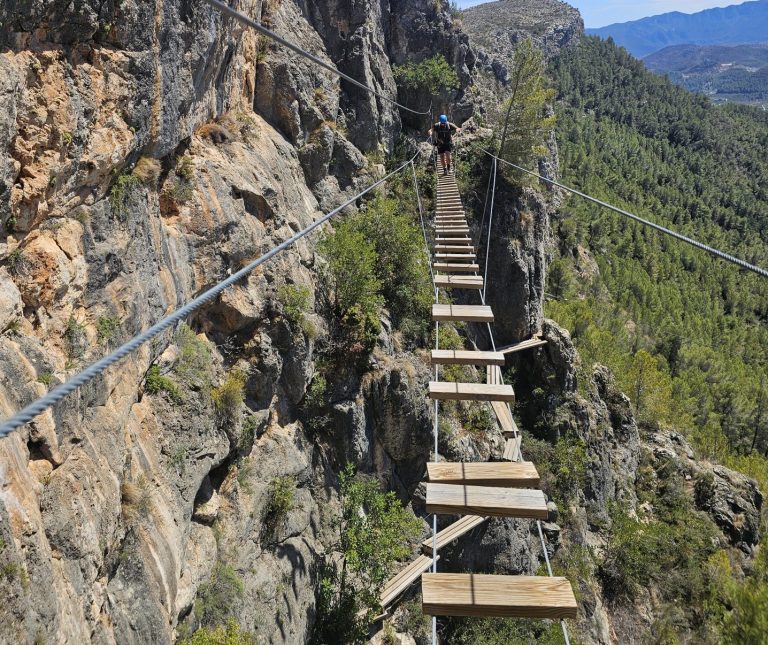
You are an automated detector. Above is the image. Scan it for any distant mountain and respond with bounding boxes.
[644,43,768,104]
[586,0,768,59]
[644,43,768,72]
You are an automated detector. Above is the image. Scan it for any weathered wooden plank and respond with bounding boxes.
[425,483,548,518]
[432,304,493,322]
[380,554,438,608]
[486,364,502,385]
[498,338,548,354]
[421,515,487,554]
[426,462,540,487]
[435,237,474,246]
[435,246,475,255]
[432,262,480,273]
[491,400,518,438]
[421,574,578,619]
[502,435,521,462]
[434,253,477,262]
[434,275,483,289]
[431,349,504,366]
[429,381,515,402]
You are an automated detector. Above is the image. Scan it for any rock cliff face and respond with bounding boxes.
[0,1,471,643]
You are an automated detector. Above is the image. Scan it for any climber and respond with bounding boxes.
[429,115,461,175]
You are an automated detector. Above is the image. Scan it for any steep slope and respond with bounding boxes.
[645,43,768,105]
[587,0,768,58]
[544,33,768,643]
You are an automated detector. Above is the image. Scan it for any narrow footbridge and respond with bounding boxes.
[379,162,577,626]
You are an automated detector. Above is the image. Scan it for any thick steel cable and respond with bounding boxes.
[0,154,419,439]
[479,148,768,279]
[202,0,430,116]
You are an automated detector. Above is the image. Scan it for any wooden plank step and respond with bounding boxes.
[436,236,472,242]
[433,263,480,273]
[429,382,515,402]
[435,219,467,224]
[434,253,477,262]
[436,240,473,247]
[422,573,578,619]
[503,435,521,461]
[421,515,487,555]
[427,462,540,487]
[491,400,519,438]
[498,337,548,355]
[434,275,483,289]
[432,304,493,322]
[431,349,504,366]
[380,554,439,608]
[435,228,470,234]
[425,483,548,518]
[434,245,475,254]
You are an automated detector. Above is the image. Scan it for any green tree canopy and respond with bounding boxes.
[496,39,556,169]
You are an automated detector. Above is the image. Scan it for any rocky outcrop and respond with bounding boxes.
[462,0,583,83]
[387,0,477,123]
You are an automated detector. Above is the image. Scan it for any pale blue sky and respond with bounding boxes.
[455,0,751,28]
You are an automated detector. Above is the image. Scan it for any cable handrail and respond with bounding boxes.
[202,0,431,117]
[0,153,420,439]
[477,148,768,279]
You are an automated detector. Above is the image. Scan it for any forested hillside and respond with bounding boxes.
[549,35,768,493]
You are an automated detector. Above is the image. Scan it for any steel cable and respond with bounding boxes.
[479,148,768,279]
[0,154,419,438]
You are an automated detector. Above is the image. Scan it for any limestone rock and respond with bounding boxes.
[0,268,22,331]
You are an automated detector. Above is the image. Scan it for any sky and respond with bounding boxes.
[455,0,752,28]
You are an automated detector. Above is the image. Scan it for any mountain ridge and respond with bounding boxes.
[587,0,768,58]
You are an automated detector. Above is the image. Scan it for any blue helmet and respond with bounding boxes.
[439,114,448,123]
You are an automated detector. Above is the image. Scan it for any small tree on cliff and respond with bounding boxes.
[496,39,556,170]
[393,54,459,113]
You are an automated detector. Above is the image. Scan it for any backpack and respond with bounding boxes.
[435,122,452,144]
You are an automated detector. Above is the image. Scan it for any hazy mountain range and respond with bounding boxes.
[587,0,768,58]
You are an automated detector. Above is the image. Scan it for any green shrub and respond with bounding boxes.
[264,476,296,537]
[195,563,245,628]
[179,619,257,645]
[302,374,329,434]
[312,464,422,643]
[320,225,382,351]
[352,196,433,338]
[145,365,182,402]
[462,403,495,435]
[97,316,120,345]
[393,54,459,96]
[6,248,27,276]
[174,324,213,386]
[110,172,141,217]
[211,369,246,419]
[278,284,316,338]
[449,616,569,645]
[37,372,54,387]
